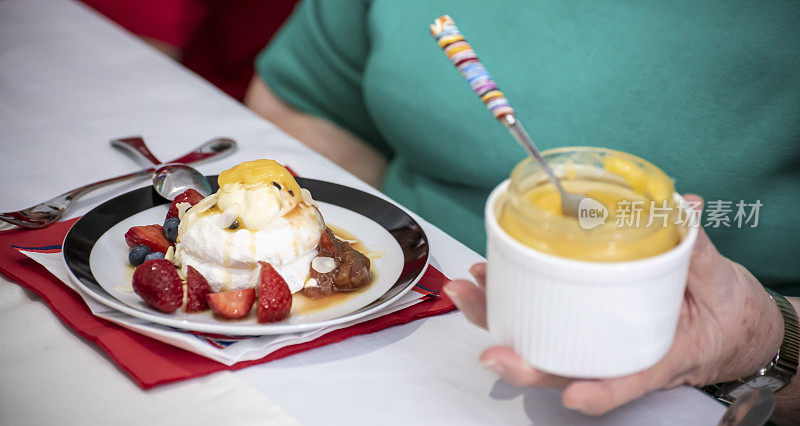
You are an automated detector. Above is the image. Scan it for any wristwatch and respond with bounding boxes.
[702,288,799,405]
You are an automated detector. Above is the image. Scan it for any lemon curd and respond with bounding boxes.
[498,148,685,262]
[218,159,303,200]
[215,159,305,230]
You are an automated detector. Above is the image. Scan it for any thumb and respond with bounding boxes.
[561,371,663,416]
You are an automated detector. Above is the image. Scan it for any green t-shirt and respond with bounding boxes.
[256,0,800,294]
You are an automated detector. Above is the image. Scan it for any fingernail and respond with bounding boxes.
[562,397,584,411]
[468,266,486,289]
[481,358,505,375]
[469,265,480,279]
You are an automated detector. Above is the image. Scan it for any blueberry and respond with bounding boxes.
[163,217,180,243]
[128,244,151,267]
[144,251,165,262]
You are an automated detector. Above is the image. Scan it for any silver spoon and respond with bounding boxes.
[152,164,213,200]
[500,115,585,217]
[111,136,165,166]
[0,137,235,228]
[431,16,586,217]
[113,136,214,199]
[112,136,236,168]
[717,388,775,426]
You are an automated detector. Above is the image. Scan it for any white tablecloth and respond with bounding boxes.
[0,1,725,424]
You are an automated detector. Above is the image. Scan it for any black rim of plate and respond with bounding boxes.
[63,176,430,332]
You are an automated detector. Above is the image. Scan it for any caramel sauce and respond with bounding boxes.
[291,284,371,315]
[118,266,135,293]
[327,224,367,253]
[202,206,222,216]
[249,232,257,258]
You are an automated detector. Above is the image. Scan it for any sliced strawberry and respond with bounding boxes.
[166,188,205,221]
[257,262,292,323]
[206,288,255,319]
[185,266,211,313]
[125,224,172,253]
[132,259,183,313]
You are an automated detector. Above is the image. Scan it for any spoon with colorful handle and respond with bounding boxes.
[430,15,585,217]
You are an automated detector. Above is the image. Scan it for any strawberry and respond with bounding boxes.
[125,224,172,253]
[132,259,183,313]
[206,288,255,319]
[166,188,204,221]
[185,266,211,313]
[257,262,292,323]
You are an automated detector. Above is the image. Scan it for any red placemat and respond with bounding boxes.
[0,218,455,389]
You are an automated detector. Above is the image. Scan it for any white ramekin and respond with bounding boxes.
[485,180,698,378]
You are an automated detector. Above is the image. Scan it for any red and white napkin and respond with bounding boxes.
[0,219,455,388]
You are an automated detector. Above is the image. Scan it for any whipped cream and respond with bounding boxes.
[172,160,326,293]
[217,181,297,230]
[174,205,324,293]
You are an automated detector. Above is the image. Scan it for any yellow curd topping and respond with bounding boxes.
[602,155,673,202]
[214,159,305,230]
[498,149,684,262]
[218,159,302,199]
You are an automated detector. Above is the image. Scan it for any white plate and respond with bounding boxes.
[64,178,430,336]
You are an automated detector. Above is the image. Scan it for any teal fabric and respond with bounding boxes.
[256,0,800,293]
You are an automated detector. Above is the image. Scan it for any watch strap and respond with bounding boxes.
[764,288,799,380]
[702,288,799,404]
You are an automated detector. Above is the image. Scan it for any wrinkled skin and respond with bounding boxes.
[444,195,798,423]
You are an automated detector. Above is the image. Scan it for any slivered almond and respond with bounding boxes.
[311,256,336,273]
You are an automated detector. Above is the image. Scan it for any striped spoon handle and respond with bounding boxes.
[430,15,514,121]
[430,15,577,210]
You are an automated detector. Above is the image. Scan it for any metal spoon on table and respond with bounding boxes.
[112,136,214,200]
[0,137,234,228]
[151,164,213,200]
[431,15,586,217]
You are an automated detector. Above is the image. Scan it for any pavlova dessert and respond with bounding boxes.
[123,159,371,322]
